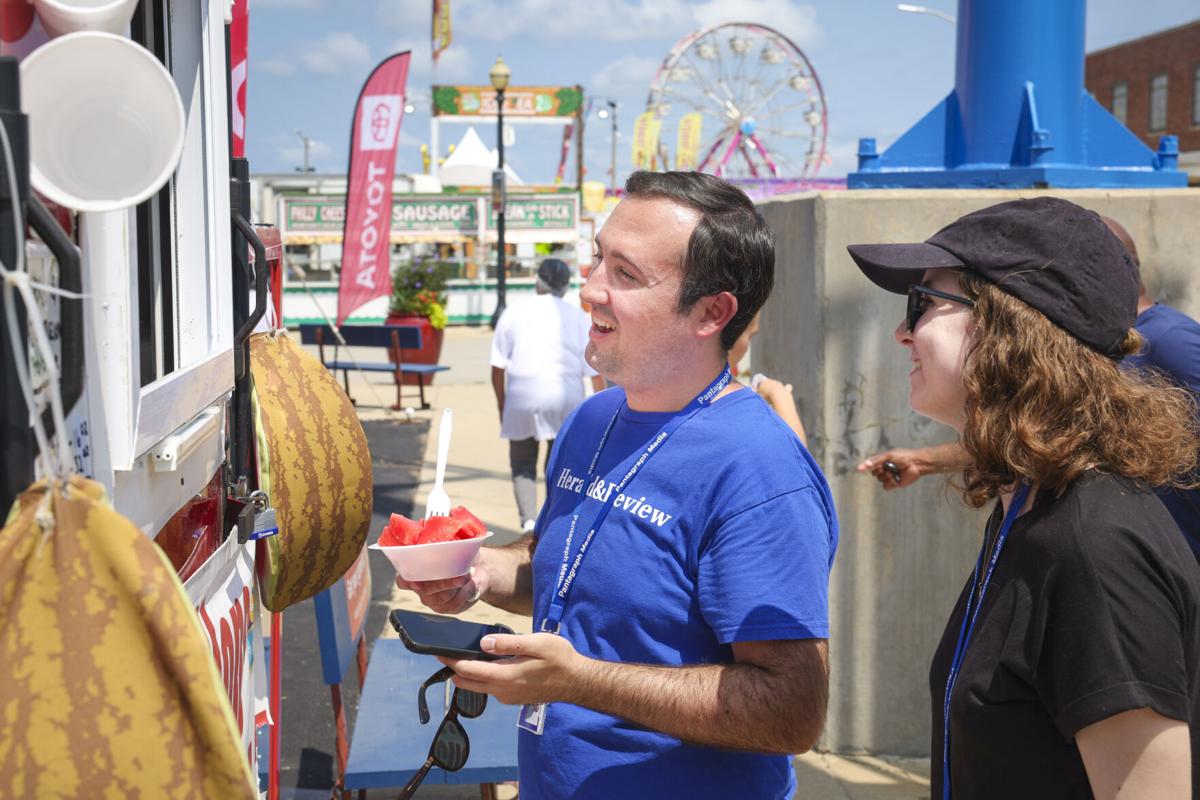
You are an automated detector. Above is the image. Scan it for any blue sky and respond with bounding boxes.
[247,0,1198,184]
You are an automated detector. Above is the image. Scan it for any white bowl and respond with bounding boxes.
[369,531,494,581]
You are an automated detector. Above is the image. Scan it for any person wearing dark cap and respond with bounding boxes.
[858,215,1200,561]
[490,258,603,531]
[848,197,1200,799]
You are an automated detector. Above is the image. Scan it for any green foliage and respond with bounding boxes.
[555,87,582,117]
[433,86,461,115]
[427,302,448,330]
[390,261,453,329]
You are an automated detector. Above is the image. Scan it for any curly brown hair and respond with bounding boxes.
[955,272,1200,508]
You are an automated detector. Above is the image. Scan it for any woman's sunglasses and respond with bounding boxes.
[906,284,975,333]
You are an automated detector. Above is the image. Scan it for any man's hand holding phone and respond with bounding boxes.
[393,609,592,707]
[440,632,589,707]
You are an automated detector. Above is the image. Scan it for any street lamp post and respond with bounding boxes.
[489,55,511,327]
[896,3,956,24]
[294,129,314,172]
[597,100,617,193]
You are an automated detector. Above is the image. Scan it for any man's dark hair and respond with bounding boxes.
[624,170,774,350]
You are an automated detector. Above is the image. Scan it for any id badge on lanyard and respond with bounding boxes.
[517,367,732,735]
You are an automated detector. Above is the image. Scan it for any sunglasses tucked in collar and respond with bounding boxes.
[906,284,975,333]
[395,666,489,800]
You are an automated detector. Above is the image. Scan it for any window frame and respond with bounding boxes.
[131,0,234,460]
[1149,72,1169,132]
[1192,64,1200,127]
[1111,80,1128,126]
[130,2,177,388]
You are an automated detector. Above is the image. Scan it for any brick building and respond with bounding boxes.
[1085,20,1200,184]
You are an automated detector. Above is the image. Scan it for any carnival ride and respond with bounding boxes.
[645,22,829,181]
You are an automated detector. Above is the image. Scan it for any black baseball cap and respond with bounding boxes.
[536,258,571,292]
[847,197,1140,359]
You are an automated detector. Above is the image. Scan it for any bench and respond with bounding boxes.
[298,323,450,410]
[344,639,520,797]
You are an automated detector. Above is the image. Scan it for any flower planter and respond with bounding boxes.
[385,312,445,386]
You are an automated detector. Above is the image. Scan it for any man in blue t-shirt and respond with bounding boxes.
[1115,218,1200,559]
[398,171,838,798]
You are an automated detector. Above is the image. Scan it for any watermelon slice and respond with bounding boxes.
[449,506,486,538]
[379,513,422,546]
[378,507,488,547]
[417,516,466,544]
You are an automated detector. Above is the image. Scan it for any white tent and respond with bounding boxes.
[437,127,523,186]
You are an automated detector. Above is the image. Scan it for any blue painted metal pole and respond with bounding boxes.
[848,0,1186,188]
[955,0,1084,167]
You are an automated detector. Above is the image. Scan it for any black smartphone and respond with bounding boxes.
[390,609,514,661]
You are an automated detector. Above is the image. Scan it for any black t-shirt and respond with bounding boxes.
[930,472,1200,799]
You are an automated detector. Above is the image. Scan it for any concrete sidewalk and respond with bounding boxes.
[329,326,931,799]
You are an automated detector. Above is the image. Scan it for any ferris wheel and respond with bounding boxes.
[645,22,828,180]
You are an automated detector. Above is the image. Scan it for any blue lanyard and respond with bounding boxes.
[540,367,733,634]
[942,482,1032,800]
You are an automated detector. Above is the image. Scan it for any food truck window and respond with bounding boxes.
[122,0,235,464]
[132,1,178,388]
[127,0,234,396]
[135,183,176,387]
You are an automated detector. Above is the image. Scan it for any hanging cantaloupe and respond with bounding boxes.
[0,476,256,798]
[250,330,373,611]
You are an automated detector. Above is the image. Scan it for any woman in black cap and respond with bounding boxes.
[848,197,1200,799]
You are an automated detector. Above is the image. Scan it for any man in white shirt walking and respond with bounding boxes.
[491,259,603,531]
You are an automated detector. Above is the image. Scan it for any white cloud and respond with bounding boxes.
[270,133,333,170]
[256,33,372,79]
[690,0,819,45]
[431,47,474,83]
[300,32,372,76]
[454,0,687,42]
[822,137,861,178]
[440,0,819,45]
[390,39,475,84]
[254,0,327,7]
[376,0,430,29]
[590,55,660,98]
[257,58,296,77]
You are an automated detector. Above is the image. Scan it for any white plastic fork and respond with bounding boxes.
[424,408,453,520]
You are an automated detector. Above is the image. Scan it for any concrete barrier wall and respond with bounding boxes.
[755,188,1200,756]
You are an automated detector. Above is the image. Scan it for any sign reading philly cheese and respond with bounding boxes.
[285,197,477,232]
[282,194,577,238]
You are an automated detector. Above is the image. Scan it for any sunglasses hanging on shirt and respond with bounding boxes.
[396,667,489,800]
